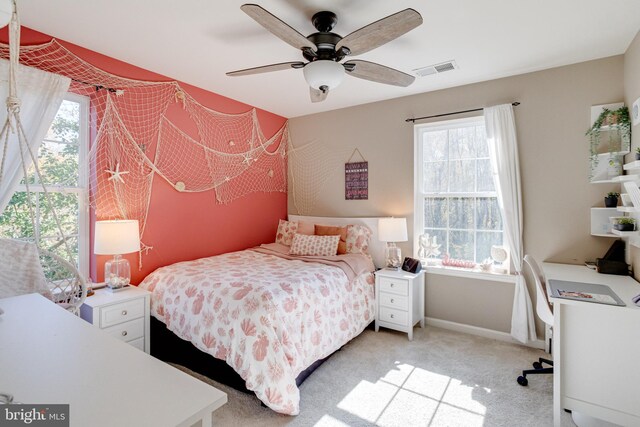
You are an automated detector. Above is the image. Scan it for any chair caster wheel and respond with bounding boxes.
[533,361,543,370]
[517,376,528,386]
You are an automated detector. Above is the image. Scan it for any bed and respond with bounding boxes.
[138,215,386,415]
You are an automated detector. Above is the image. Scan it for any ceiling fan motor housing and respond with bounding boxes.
[304,32,347,62]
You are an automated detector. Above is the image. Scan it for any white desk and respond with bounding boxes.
[0,294,227,427]
[543,263,640,427]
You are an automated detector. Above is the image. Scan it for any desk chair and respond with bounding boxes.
[517,254,554,386]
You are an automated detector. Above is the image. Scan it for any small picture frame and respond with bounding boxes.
[632,97,640,127]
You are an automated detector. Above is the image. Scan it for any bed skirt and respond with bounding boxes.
[150,317,361,394]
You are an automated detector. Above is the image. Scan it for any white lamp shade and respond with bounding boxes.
[303,60,345,90]
[94,220,141,255]
[378,217,408,242]
[0,0,12,29]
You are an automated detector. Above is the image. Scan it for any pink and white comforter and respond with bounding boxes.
[139,247,375,415]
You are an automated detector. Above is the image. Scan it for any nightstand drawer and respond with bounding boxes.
[379,307,408,326]
[379,277,409,296]
[103,318,144,342]
[101,299,145,328]
[379,293,409,310]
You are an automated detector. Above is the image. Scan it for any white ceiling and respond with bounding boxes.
[17,0,640,118]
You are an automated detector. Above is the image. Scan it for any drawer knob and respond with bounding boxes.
[391,299,395,303]
[390,283,394,287]
[122,331,128,337]
[390,314,394,319]
[122,310,128,316]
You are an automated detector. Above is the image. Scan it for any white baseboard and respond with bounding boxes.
[425,317,545,350]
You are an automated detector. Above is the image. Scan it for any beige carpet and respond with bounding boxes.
[175,326,576,427]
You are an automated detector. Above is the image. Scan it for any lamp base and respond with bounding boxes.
[104,255,131,290]
[105,285,131,293]
[385,243,402,269]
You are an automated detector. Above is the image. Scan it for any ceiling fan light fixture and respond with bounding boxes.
[303,60,345,91]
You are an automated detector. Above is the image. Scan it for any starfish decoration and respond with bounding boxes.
[418,233,441,260]
[105,163,129,184]
[242,153,253,165]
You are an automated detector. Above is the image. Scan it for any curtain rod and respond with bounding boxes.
[405,102,520,123]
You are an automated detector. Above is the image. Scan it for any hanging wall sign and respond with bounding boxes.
[345,149,368,200]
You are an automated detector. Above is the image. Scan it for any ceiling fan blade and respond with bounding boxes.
[310,87,329,103]
[336,9,422,56]
[241,4,317,52]
[226,61,305,76]
[344,60,415,87]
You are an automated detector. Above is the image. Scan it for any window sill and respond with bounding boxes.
[424,265,517,283]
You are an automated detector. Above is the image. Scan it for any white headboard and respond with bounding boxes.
[288,215,387,268]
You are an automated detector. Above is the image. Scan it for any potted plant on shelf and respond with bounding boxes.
[613,217,636,232]
[605,192,619,207]
[587,106,632,174]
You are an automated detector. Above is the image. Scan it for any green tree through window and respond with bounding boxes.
[0,95,89,276]
[415,117,504,264]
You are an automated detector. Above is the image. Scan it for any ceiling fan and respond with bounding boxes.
[226,4,423,103]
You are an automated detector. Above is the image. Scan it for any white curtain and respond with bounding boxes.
[484,103,536,344]
[0,59,71,212]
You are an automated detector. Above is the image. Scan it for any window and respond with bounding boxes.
[0,93,89,277]
[414,116,504,266]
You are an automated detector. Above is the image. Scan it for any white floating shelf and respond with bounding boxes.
[611,229,638,237]
[624,160,640,171]
[591,207,619,236]
[611,175,640,183]
[597,124,628,132]
[617,206,640,213]
[593,150,629,157]
[591,232,618,238]
[590,179,617,184]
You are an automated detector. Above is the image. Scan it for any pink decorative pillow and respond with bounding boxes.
[314,224,348,255]
[275,219,298,246]
[297,220,315,235]
[289,234,340,257]
[346,224,372,255]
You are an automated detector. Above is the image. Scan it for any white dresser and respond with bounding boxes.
[374,269,425,340]
[80,286,151,353]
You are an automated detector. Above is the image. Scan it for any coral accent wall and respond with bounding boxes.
[0,26,288,284]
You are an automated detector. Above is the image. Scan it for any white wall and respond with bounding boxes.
[625,31,640,277]
[289,55,625,336]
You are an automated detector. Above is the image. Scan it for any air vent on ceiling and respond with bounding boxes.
[413,60,458,77]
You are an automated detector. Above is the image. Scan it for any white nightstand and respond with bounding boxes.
[80,286,151,353]
[374,269,425,341]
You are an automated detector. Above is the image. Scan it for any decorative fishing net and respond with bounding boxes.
[0,38,289,264]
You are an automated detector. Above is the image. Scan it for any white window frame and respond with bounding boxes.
[413,115,514,282]
[14,92,90,279]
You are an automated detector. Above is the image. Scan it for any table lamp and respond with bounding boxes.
[94,220,140,291]
[378,217,408,269]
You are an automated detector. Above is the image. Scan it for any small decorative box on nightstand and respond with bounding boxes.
[374,269,425,341]
[80,286,151,353]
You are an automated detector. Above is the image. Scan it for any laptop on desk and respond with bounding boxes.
[548,279,626,306]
